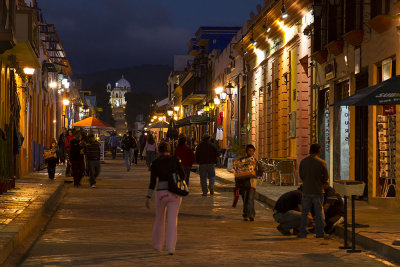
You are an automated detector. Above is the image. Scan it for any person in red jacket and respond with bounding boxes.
[64,129,75,177]
[174,136,194,186]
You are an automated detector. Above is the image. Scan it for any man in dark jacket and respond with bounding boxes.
[273,187,303,235]
[298,144,329,238]
[85,134,101,188]
[195,133,218,196]
[69,131,85,187]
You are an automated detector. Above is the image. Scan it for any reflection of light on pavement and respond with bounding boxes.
[366,253,395,266]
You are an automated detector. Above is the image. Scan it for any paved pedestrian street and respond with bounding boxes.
[20,158,393,266]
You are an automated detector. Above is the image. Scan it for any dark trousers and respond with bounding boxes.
[58,147,65,164]
[47,158,58,179]
[133,149,138,164]
[183,166,191,186]
[240,188,255,219]
[66,151,72,177]
[111,146,117,159]
[71,160,85,186]
[87,160,100,186]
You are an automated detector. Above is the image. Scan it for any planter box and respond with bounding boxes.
[326,40,344,56]
[369,15,392,33]
[343,30,364,47]
[311,50,328,64]
[334,180,365,197]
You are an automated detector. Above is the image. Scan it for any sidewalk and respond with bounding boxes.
[213,167,400,265]
[0,166,67,265]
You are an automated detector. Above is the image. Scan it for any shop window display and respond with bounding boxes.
[377,106,396,197]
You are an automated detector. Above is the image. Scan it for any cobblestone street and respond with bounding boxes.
[19,157,392,266]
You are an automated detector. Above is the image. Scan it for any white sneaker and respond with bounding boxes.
[168,249,174,255]
[91,184,96,188]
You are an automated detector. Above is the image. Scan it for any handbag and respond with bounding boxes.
[168,157,189,196]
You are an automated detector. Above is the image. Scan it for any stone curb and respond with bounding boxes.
[214,176,400,265]
[0,180,67,266]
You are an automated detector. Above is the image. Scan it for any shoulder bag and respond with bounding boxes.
[168,156,189,196]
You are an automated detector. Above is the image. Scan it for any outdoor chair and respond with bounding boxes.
[259,158,277,184]
[276,160,296,186]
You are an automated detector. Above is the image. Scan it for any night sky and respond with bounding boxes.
[38,0,261,74]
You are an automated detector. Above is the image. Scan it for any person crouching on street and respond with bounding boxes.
[273,186,304,235]
[85,134,101,188]
[146,141,186,255]
[44,140,59,180]
[323,182,345,234]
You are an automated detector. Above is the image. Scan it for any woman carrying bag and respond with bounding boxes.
[44,140,59,180]
[146,141,187,255]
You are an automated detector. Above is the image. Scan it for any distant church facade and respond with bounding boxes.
[107,75,131,135]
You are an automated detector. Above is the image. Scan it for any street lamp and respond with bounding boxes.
[173,106,180,112]
[225,82,235,96]
[215,87,223,95]
[214,96,221,105]
[63,99,70,106]
[158,117,163,121]
[220,92,227,102]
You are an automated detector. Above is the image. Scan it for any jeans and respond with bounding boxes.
[241,188,255,219]
[87,160,100,186]
[199,164,215,195]
[183,166,191,186]
[146,151,156,170]
[152,190,182,251]
[299,194,325,236]
[124,149,133,170]
[273,210,302,232]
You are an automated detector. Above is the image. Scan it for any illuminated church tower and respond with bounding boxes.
[107,75,131,134]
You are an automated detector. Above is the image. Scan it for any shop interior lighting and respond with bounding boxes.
[174,106,180,112]
[214,97,221,105]
[62,99,70,106]
[23,68,35,75]
[158,117,163,121]
[209,102,215,109]
[204,105,210,112]
[167,110,173,116]
[49,81,57,88]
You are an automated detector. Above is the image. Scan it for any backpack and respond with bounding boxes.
[121,137,130,150]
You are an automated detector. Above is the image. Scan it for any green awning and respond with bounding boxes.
[175,115,211,128]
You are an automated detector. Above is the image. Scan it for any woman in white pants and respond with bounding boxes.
[146,141,185,255]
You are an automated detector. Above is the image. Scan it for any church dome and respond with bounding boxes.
[115,75,131,90]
